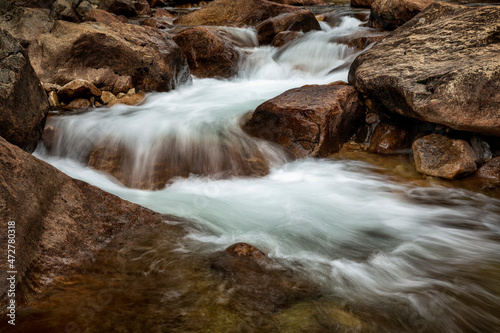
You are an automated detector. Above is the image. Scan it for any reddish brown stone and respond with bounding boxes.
[243,83,365,158]
[153,8,175,18]
[368,0,433,30]
[57,79,102,102]
[225,243,267,260]
[173,27,240,78]
[474,157,500,183]
[271,31,303,47]
[256,10,321,45]
[368,122,411,154]
[83,9,124,24]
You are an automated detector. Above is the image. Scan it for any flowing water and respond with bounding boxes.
[5,10,500,333]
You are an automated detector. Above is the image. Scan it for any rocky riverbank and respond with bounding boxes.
[1,0,499,321]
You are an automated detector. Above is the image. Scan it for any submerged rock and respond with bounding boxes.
[174,0,308,27]
[225,243,267,260]
[349,2,500,137]
[243,82,365,158]
[0,29,49,153]
[28,20,190,94]
[256,10,321,45]
[173,27,241,78]
[368,0,433,30]
[0,137,161,306]
[412,133,478,179]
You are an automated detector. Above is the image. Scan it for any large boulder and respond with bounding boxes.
[174,0,305,27]
[412,133,478,179]
[0,29,49,152]
[173,27,240,78]
[28,20,191,93]
[368,0,433,30]
[0,137,161,306]
[82,8,127,24]
[0,7,54,46]
[349,2,500,137]
[243,83,365,158]
[256,10,321,45]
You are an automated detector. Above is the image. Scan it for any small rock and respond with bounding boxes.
[153,8,175,18]
[127,88,136,95]
[470,136,492,165]
[134,0,151,16]
[43,82,61,92]
[368,122,410,154]
[76,1,94,18]
[225,243,266,260]
[41,126,57,150]
[113,75,134,95]
[116,92,127,99]
[365,112,378,124]
[48,91,60,108]
[58,79,101,102]
[412,134,478,179]
[108,92,145,106]
[474,157,500,184]
[271,31,303,48]
[256,10,321,45]
[66,98,92,110]
[100,91,117,104]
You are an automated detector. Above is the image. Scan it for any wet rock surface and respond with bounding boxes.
[256,10,321,45]
[243,83,365,158]
[0,29,49,152]
[412,133,478,179]
[368,0,433,30]
[368,122,411,154]
[349,2,500,137]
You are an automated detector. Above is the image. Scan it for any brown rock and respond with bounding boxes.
[271,30,303,47]
[270,0,327,6]
[134,0,152,16]
[28,20,191,93]
[48,91,60,109]
[107,92,146,106]
[0,29,49,153]
[100,91,117,104]
[0,7,54,46]
[141,17,171,29]
[173,27,241,78]
[349,2,500,137]
[65,98,92,110]
[369,0,433,30]
[243,83,365,158]
[98,0,136,17]
[41,126,58,150]
[174,0,306,27]
[256,10,321,45]
[57,79,102,102]
[474,157,500,184]
[412,134,478,179]
[351,0,374,8]
[333,32,387,50]
[368,122,411,154]
[225,243,267,260]
[83,9,124,24]
[153,8,175,18]
[0,137,161,306]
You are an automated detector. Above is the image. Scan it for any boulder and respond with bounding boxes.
[173,27,241,78]
[412,134,478,179]
[0,29,49,152]
[83,9,126,24]
[270,0,326,6]
[473,157,500,185]
[0,136,161,305]
[351,0,374,8]
[28,20,191,93]
[256,10,321,45]
[349,2,500,137]
[52,0,80,22]
[98,0,136,16]
[332,31,387,50]
[57,79,102,102]
[271,30,303,47]
[174,0,305,27]
[243,82,365,158]
[368,0,433,30]
[141,17,171,29]
[153,8,175,18]
[134,0,151,16]
[0,7,54,46]
[368,122,411,154]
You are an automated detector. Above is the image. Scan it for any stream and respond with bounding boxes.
[5,7,500,333]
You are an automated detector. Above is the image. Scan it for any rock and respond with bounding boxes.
[28,20,191,93]
[57,79,102,102]
[0,136,161,306]
[0,7,54,47]
[333,32,387,50]
[98,0,136,16]
[48,91,60,108]
[473,157,500,184]
[174,0,306,27]
[412,134,478,179]
[100,91,117,104]
[141,17,171,29]
[270,0,327,6]
[134,0,151,16]
[470,136,492,165]
[256,10,321,45]
[271,30,303,47]
[53,0,80,22]
[351,0,374,8]
[173,27,241,78]
[153,8,175,18]
[368,0,433,30]
[365,112,378,124]
[368,122,411,154]
[42,82,61,92]
[225,243,267,260]
[83,9,124,24]
[76,1,94,18]
[0,29,49,153]
[107,92,146,106]
[243,83,365,158]
[349,2,500,137]
[127,88,135,95]
[65,98,92,110]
